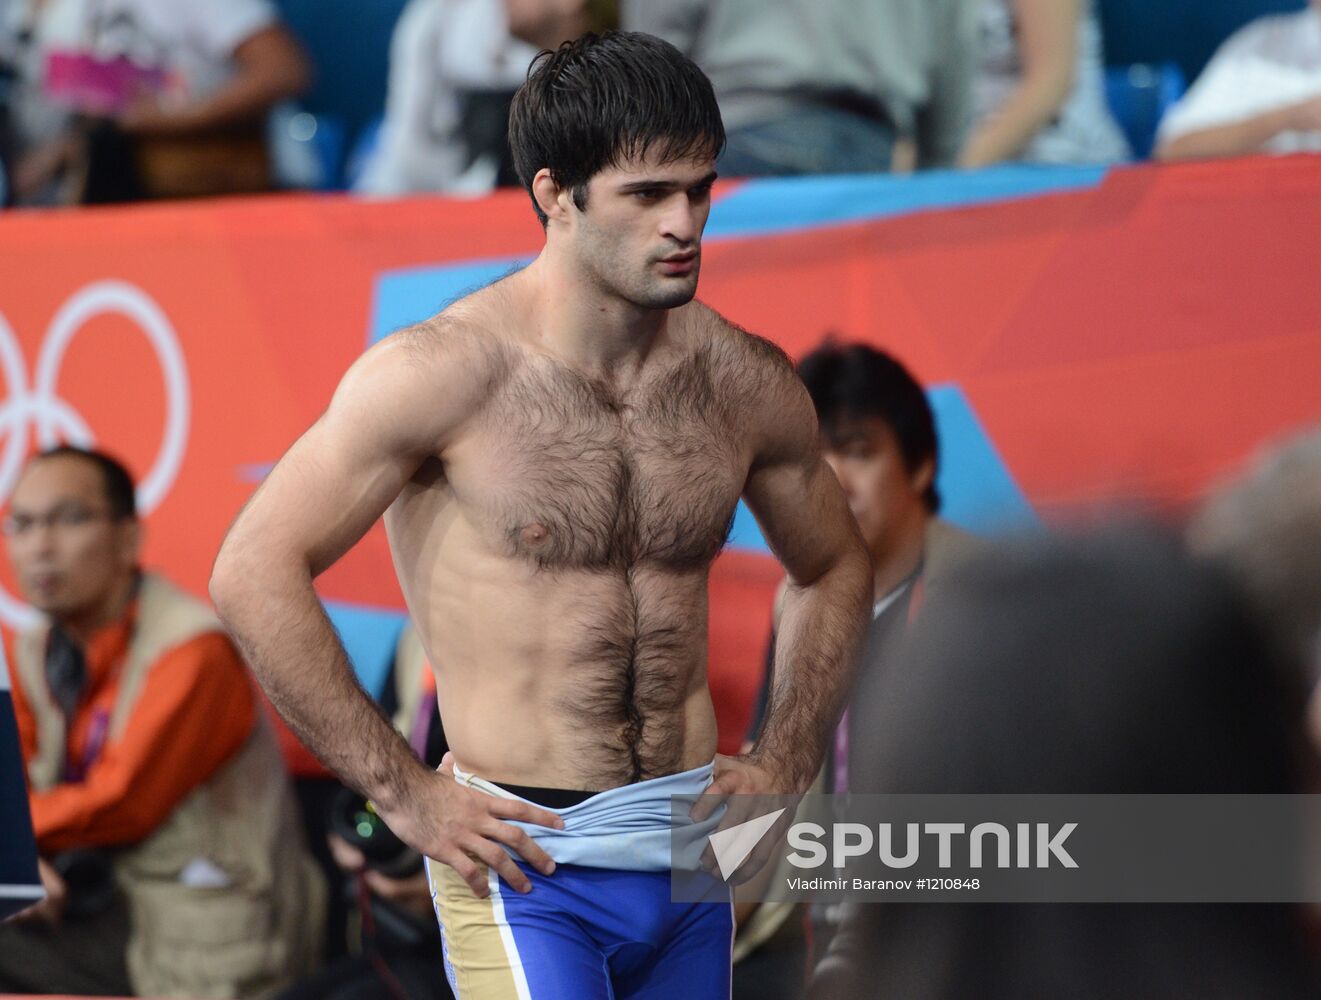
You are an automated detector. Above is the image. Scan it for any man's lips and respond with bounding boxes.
[658,251,698,273]
[27,572,61,594]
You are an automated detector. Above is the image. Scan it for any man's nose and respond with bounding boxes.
[659,198,700,246]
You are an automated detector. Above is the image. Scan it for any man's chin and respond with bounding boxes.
[21,590,67,618]
[639,275,700,310]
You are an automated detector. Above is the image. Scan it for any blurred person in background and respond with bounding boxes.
[1,0,308,205]
[959,0,1128,167]
[811,528,1320,999]
[1189,427,1321,763]
[0,446,323,997]
[1155,0,1321,161]
[739,341,983,988]
[280,626,454,1000]
[623,0,978,175]
[356,0,617,197]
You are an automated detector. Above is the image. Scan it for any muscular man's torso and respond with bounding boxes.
[384,289,782,789]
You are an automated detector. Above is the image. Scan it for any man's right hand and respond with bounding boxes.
[379,754,564,898]
[1286,95,1321,134]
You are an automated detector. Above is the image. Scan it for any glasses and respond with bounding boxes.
[1,505,118,537]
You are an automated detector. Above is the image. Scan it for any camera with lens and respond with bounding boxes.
[329,787,423,878]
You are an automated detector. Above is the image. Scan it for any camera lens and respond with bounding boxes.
[329,787,423,878]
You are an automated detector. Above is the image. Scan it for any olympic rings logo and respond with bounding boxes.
[0,280,190,629]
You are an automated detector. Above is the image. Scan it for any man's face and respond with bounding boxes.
[822,417,932,561]
[568,149,717,311]
[4,456,138,619]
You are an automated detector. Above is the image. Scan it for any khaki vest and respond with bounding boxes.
[389,624,431,741]
[15,574,325,998]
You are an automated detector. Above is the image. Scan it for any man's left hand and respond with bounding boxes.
[117,90,186,135]
[691,754,800,885]
[5,858,67,927]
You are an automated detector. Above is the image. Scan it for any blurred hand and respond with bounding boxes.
[327,833,368,875]
[116,89,182,135]
[1286,95,1321,133]
[5,858,67,927]
[376,752,565,899]
[329,832,434,919]
[362,867,435,920]
[11,135,81,201]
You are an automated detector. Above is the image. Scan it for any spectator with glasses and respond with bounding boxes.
[0,445,323,998]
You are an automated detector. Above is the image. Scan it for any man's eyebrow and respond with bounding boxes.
[618,171,719,193]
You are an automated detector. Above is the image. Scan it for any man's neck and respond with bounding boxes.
[521,252,672,383]
[56,573,137,648]
[872,515,930,601]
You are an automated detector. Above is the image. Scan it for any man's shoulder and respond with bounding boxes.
[686,301,795,380]
[369,293,520,404]
[1217,10,1307,59]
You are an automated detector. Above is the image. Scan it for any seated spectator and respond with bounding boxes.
[960,0,1129,167]
[356,0,617,197]
[1155,0,1321,161]
[749,341,983,777]
[740,341,983,988]
[623,0,978,175]
[811,527,1320,999]
[0,446,323,997]
[2,0,308,205]
[278,625,454,1000]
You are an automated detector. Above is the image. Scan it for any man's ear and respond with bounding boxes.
[118,519,142,571]
[532,168,575,225]
[911,457,936,499]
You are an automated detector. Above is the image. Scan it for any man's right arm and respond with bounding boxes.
[210,322,561,897]
[1156,97,1321,161]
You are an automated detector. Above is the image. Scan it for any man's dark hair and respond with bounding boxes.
[35,445,137,520]
[798,339,940,512]
[508,31,725,228]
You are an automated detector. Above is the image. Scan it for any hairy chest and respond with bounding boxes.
[447,356,748,571]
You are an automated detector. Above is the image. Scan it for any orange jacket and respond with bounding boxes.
[8,601,257,855]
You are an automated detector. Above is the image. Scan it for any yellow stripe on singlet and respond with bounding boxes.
[426,859,531,1000]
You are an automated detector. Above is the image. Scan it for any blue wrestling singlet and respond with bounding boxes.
[426,764,734,1000]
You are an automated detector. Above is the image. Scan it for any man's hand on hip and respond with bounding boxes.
[691,753,801,885]
[379,753,565,899]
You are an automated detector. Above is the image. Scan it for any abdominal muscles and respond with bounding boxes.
[411,546,718,789]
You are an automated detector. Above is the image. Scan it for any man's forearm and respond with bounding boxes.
[750,549,871,792]
[1156,105,1296,161]
[210,561,427,812]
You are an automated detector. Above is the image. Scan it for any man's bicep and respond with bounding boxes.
[745,454,859,587]
[739,346,859,584]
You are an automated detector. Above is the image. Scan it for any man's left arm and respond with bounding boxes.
[31,632,257,855]
[716,344,872,797]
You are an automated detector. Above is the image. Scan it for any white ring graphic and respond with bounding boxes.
[0,281,190,628]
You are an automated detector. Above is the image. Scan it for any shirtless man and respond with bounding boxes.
[211,31,871,1000]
